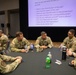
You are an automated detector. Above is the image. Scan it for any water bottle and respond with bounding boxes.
[30,43,34,50]
[47,52,52,63]
[24,45,28,53]
[62,46,67,60]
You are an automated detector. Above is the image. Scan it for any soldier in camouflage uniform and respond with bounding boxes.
[67,50,76,68]
[35,31,53,52]
[0,54,22,74]
[10,32,30,53]
[60,29,76,52]
[0,30,8,53]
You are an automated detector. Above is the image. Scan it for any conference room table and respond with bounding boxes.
[5,47,76,75]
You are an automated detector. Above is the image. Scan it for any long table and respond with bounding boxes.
[5,47,76,75]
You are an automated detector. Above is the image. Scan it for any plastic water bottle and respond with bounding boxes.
[30,43,34,52]
[47,52,52,63]
[24,45,28,53]
[30,43,34,50]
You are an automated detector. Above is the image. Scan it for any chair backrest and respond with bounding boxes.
[6,40,10,50]
[6,40,10,53]
[0,40,10,55]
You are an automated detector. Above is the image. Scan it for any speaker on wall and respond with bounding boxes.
[1,23,4,28]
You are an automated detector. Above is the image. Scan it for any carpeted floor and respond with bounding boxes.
[29,40,61,48]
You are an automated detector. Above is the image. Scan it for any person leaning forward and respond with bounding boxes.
[60,29,76,52]
[10,32,30,53]
[0,30,9,54]
[0,54,22,74]
[35,31,53,52]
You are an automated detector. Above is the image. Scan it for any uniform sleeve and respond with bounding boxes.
[0,55,20,74]
[35,37,40,48]
[47,37,53,48]
[10,39,22,52]
[0,54,16,61]
[0,58,7,73]
[61,37,67,46]
[69,41,76,52]
[74,58,76,68]
[72,52,76,57]
[0,36,8,51]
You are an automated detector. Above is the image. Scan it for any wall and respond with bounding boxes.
[0,0,20,36]
[10,13,20,36]
[0,0,19,11]
[0,13,20,36]
[0,15,5,33]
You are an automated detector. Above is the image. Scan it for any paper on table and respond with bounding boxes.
[55,59,62,65]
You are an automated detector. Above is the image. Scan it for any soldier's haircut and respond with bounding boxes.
[41,31,47,35]
[69,29,75,35]
[16,32,23,37]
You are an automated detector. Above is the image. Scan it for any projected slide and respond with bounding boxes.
[28,0,76,27]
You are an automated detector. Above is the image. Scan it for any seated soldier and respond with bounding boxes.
[0,30,9,54]
[0,54,22,74]
[67,50,76,68]
[10,32,30,53]
[35,31,53,52]
[60,29,76,52]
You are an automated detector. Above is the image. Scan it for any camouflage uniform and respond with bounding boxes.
[74,58,76,68]
[0,54,20,74]
[61,37,76,52]
[72,52,76,68]
[35,36,53,52]
[0,34,8,51]
[10,38,30,52]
